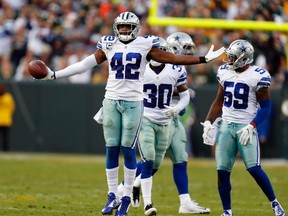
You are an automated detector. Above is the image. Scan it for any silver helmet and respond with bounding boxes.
[158,37,170,52]
[224,39,254,70]
[167,32,196,55]
[150,37,170,67]
[113,12,140,42]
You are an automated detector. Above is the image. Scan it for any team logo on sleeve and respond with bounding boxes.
[106,43,113,50]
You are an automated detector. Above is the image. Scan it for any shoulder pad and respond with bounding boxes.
[97,35,117,50]
[143,35,159,48]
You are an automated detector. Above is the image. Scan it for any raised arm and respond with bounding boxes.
[148,45,225,65]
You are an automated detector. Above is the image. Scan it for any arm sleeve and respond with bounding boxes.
[251,99,271,127]
[174,90,190,113]
[55,54,97,79]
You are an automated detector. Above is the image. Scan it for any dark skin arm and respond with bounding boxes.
[94,49,107,64]
[256,87,270,102]
[205,84,224,122]
[176,83,188,93]
[148,47,203,65]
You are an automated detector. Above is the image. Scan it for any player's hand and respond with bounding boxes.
[162,105,179,118]
[236,124,255,145]
[201,120,214,145]
[188,88,196,100]
[205,45,226,62]
[44,66,56,80]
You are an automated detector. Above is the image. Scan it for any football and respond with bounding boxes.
[28,60,48,79]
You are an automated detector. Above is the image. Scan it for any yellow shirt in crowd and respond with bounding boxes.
[0,93,15,127]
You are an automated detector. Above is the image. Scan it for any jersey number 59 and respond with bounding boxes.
[223,81,249,109]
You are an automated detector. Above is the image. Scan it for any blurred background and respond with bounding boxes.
[0,0,287,158]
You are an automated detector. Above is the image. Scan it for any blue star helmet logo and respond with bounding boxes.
[239,45,247,53]
[175,36,180,41]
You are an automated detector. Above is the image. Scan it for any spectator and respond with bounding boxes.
[0,83,15,151]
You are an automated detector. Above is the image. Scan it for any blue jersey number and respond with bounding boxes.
[111,52,142,80]
[143,84,173,108]
[223,81,249,109]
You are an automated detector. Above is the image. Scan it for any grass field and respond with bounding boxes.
[0,153,287,216]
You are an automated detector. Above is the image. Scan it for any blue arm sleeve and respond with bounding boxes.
[251,99,271,127]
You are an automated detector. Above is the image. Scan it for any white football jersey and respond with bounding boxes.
[217,64,271,124]
[143,63,187,125]
[97,35,159,101]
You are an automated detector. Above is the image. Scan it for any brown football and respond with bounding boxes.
[28,60,48,79]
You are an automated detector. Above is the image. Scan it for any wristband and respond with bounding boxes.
[199,56,207,63]
[250,122,256,128]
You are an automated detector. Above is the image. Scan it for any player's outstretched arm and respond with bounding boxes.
[37,49,107,80]
[47,54,98,79]
[149,45,225,65]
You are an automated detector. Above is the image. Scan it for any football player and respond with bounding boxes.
[119,34,210,215]
[36,11,225,216]
[202,39,285,216]
[165,32,211,214]
[136,37,191,215]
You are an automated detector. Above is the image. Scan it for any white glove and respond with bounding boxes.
[236,124,255,145]
[205,45,226,62]
[43,66,56,80]
[201,117,222,146]
[188,88,196,100]
[201,120,214,145]
[162,105,179,118]
[93,107,103,124]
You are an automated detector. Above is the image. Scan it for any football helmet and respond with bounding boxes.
[224,39,254,70]
[113,12,140,42]
[167,32,196,55]
[150,37,169,67]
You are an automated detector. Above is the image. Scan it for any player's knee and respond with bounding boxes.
[124,120,135,130]
[103,116,114,127]
[106,138,118,147]
[172,152,188,164]
[144,148,156,161]
[154,159,162,169]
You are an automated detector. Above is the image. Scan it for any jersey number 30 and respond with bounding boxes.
[224,81,249,109]
[143,84,173,108]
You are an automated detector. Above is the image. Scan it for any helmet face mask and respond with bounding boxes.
[113,12,140,42]
[158,37,170,52]
[167,32,196,55]
[150,37,170,67]
[224,39,254,70]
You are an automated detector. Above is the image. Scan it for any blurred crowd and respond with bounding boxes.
[0,0,287,88]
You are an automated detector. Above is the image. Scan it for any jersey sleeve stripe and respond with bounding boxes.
[177,77,186,83]
[257,82,270,87]
[260,77,271,81]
